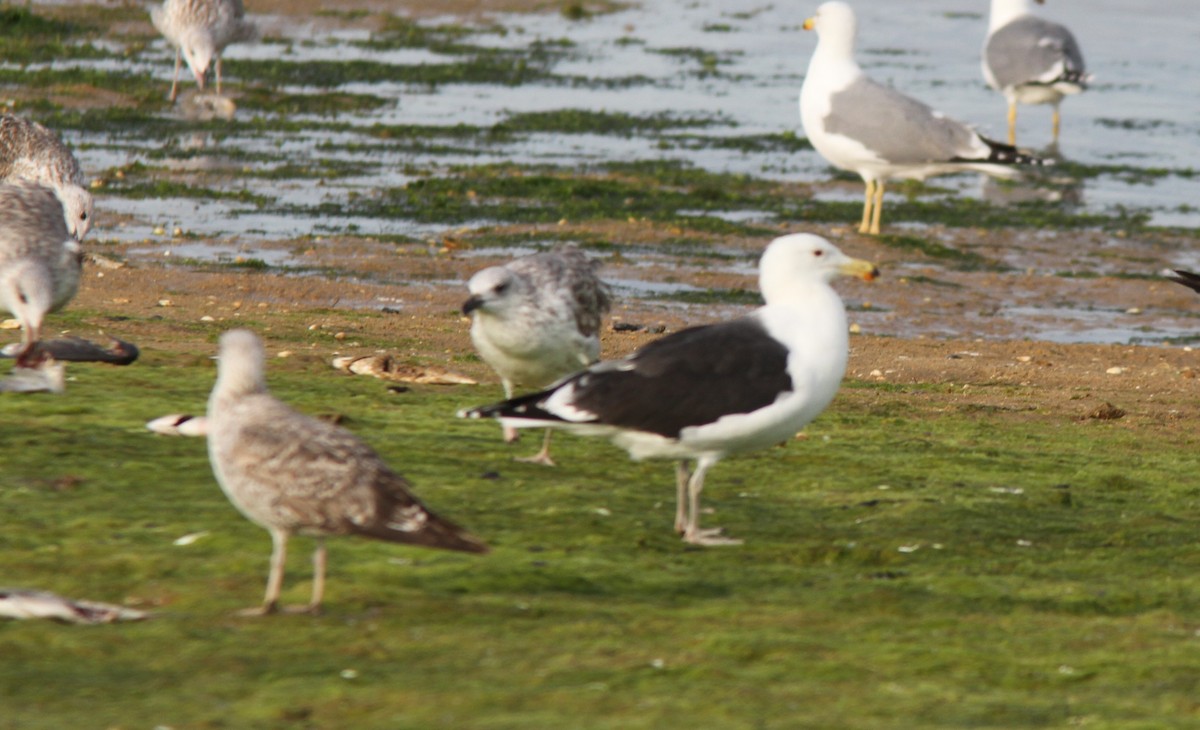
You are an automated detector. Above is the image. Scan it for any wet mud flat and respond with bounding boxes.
[11,0,1197,352]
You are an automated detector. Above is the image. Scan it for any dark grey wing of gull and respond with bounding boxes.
[986,15,1087,90]
[468,316,793,439]
[220,394,488,553]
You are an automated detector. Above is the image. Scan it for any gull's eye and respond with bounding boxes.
[813,249,824,257]
[80,212,88,220]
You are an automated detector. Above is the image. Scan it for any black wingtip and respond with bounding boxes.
[1165,269,1200,295]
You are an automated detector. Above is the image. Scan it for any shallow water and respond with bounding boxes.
[56,0,1200,344]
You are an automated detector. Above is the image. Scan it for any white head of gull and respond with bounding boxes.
[460,233,878,546]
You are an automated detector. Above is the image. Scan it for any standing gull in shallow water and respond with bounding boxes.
[151,0,257,102]
[800,1,1045,235]
[0,181,81,368]
[463,246,612,466]
[984,0,1088,146]
[0,115,93,240]
[461,234,878,546]
[207,329,488,616]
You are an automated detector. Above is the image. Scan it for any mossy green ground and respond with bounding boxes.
[2,335,1199,729]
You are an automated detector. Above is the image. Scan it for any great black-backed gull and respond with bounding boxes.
[463,246,612,466]
[150,0,257,102]
[1164,269,1200,295]
[800,1,1045,235]
[460,233,878,546]
[0,181,81,369]
[984,0,1089,145]
[207,329,488,616]
[0,115,93,240]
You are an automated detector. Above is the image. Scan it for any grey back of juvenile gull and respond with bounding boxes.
[800,1,1045,235]
[0,115,93,240]
[151,0,258,102]
[462,245,612,466]
[984,0,1088,145]
[207,329,488,616]
[461,234,878,546]
[0,181,81,367]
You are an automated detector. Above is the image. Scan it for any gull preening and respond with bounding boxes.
[151,0,258,102]
[0,115,93,240]
[207,329,488,616]
[0,181,82,369]
[800,1,1045,235]
[461,233,877,546]
[463,246,612,466]
[984,0,1089,145]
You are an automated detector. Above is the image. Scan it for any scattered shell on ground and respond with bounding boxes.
[180,91,236,121]
[0,319,18,330]
[332,355,477,385]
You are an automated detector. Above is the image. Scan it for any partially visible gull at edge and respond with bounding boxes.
[800,1,1046,235]
[0,181,81,388]
[463,245,612,466]
[151,0,257,102]
[460,233,878,546]
[207,329,488,616]
[0,114,93,240]
[984,0,1089,146]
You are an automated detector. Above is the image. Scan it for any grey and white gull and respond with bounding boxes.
[800,1,1045,235]
[0,115,93,240]
[983,0,1089,146]
[207,329,488,616]
[0,181,81,369]
[151,0,257,102]
[461,234,877,546]
[462,246,612,466]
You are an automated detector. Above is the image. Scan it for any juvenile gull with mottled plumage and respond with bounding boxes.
[984,0,1089,145]
[207,329,488,616]
[0,181,81,369]
[0,115,92,240]
[460,234,877,546]
[800,1,1045,235]
[151,0,257,102]
[463,246,612,466]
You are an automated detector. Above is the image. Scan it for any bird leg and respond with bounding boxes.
[238,528,288,616]
[858,179,875,234]
[515,429,556,467]
[868,180,885,236]
[1007,101,1018,146]
[674,461,690,534]
[169,49,182,102]
[1051,105,1061,143]
[681,460,742,546]
[215,56,223,96]
[293,540,327,616]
